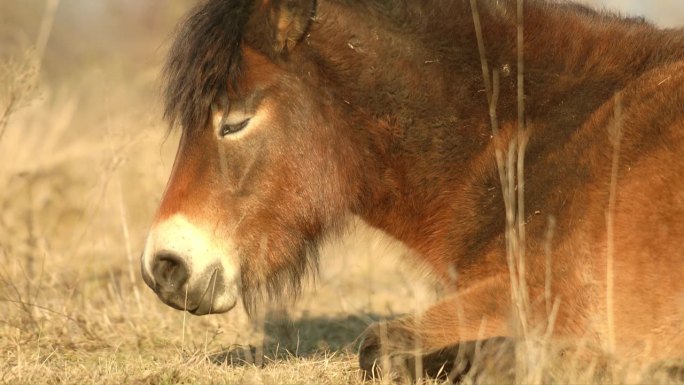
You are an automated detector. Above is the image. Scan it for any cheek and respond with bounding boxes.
[270,125,346,226]
[216,142,244,186]
[216,134,271,198]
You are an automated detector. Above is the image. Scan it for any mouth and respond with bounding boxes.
[190,267,221,314]
[188,291,238,315]
[186,268,234,315]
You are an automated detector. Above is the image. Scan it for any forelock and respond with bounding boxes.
[163,0,253,130]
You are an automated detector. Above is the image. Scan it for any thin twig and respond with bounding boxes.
[204,267,220,356]
[606,92,623,355]
[0,94,17,141]
[470,0,493,116]
[544,216,556,317]
[34,0,60,73]
[0,297,101,341]
[0,0,60,142]
[517,0,525,133]
[182,284,189,355]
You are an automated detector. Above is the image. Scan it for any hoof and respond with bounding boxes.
[359,322,515,383]
[359,322,414,380]
[358,323,387,379]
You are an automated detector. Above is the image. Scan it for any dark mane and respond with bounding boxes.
[163,0,252,130]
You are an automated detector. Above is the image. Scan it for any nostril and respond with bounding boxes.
[152,252,189,291]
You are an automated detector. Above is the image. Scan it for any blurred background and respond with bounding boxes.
[0,1,682,383]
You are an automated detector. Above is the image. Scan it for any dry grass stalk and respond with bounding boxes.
[469,0,566,383]
[605,92,623,357]
[0,0,59,141]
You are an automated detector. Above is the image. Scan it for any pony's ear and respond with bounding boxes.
[247,0,316,57]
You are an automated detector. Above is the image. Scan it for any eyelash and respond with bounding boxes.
[220,119,250,137]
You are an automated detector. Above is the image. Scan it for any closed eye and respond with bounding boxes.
[220,119,251,137]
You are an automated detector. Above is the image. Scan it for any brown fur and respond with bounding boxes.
[152,0,684,378]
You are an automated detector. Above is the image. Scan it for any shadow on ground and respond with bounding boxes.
[210,312,385,366]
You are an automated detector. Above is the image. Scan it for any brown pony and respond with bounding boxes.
[141,0,684,379]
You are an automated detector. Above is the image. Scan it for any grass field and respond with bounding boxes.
[1,1,682,384]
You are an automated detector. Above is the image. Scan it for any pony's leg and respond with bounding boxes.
[386,337,516,382]
[359,275,515,380]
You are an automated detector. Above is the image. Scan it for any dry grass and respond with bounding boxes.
[0,57,431,384]
[0,41,439,382]
[0,56,429,384]
[1,1,683,384]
